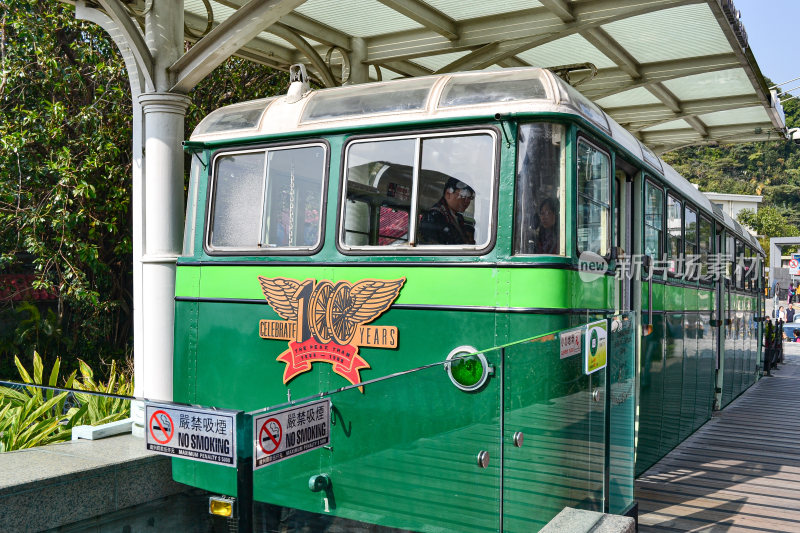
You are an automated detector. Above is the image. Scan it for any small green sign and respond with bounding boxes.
[584,320,607,375]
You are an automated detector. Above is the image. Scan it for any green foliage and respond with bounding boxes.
[0,352,130,451]
[0,1,288,373]
[72,357,132,425]
[0,1,133,367]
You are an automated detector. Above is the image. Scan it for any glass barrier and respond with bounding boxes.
[247,313,636,531]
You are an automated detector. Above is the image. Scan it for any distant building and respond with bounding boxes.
[701,192,762,235]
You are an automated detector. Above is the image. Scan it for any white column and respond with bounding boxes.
[138,93,191,407]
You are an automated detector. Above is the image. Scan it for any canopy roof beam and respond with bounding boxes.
[170,0,308,93]
[364,0,702,64]
[610,94,760,131]
[580,55,741,100]
[377,0,459,40]
[538,0,576,23]
[581,27,641,79]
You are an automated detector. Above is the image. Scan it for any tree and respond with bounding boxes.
[737,206,800,266]
[0,1,287,376]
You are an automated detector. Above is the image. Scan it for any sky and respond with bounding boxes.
[736,0,800,94]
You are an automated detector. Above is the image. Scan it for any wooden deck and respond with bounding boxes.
[637,345,800,532]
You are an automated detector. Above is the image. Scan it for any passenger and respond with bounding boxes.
[418,177,476,245]
[535,197,559,254]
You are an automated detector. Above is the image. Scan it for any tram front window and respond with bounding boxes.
[341,131,495,250]
[208,144,326,252]
[514,123,565,255]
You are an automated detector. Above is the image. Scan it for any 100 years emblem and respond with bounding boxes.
[257,276,405,389]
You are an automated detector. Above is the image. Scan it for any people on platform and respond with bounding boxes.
[778,305,786,322]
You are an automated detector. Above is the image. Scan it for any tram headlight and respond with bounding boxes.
[445,346,491,392]
[209,495,235,518]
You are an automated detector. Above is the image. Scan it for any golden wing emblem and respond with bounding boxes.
[325,278,405,346]
[345,278,406,325]
[257,276,300,321]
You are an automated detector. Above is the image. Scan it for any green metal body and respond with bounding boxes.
[174,114,761,530]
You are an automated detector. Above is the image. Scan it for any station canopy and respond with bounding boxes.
[113,0,786,153]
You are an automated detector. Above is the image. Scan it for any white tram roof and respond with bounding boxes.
[191,67,764,254]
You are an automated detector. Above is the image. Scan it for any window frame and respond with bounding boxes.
[575,135,612,259]
[204,139,330,256]
[666,192,684,279]
[683,203,698,283]
[698,214,714,286]
[643,177,665,275]
[513,121,567,257]
[336,126,500,256]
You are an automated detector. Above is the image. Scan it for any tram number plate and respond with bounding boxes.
[253,399,330,470]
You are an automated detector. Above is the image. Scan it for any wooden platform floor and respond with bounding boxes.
[637,345,800,532]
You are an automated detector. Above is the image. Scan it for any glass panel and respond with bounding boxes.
[684,206,697,281]
[342,138,416,247]
[416,134,494,247]
[302,78,436,122]
[636,314,665,476]
[439,69,548,108]
[725,234,734,283]
[661,313,684,456]
[640,142,662,172]
[644,181,663,260]
[667,194,683,275]
[577,141,610,256]
[735,240,745,289]
[209,151,265,248]
[699,217,712,279]
[514,123,565,255]
[261,146,326,248]
[252,357,501,532]
[182,156,202,256]
[503,316,607,531]
[560,83,610,131]
[193,98,273,136]
[608,312,636,515]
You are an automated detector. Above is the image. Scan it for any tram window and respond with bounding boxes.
[745,246,753,291]
[684,205,697,280]
[666,194,683,275]
[576,140,610,257]
[735,239,745,289]
[514,123,565,255]
[341,131,495,251]
[644,180,663,263]
[342,138,415,247]
[208,144,326,251]
[725,233,734,283]
[698,216,713,281]
[209,152,265,248]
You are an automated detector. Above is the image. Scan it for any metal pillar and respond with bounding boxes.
[347,37,369,84]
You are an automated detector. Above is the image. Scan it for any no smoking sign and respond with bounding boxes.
[259,418,282,454]
[253,399,330,470]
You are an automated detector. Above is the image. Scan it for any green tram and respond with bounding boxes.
[175,67,764,531]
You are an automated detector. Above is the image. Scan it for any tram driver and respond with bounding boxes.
[418,177,476,245]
